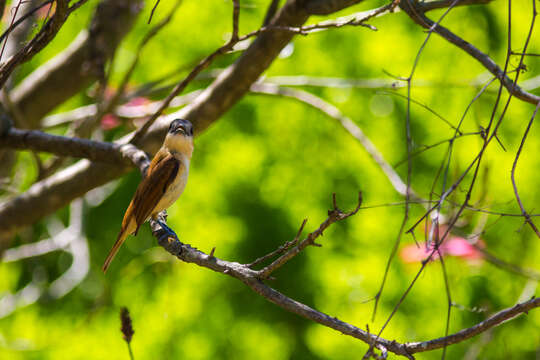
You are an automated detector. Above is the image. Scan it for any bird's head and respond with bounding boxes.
[164,119,194,158]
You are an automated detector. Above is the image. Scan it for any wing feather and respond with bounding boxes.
[128,152,180,234]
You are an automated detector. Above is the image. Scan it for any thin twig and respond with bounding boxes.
[257,193,362,279]
[250,83,419,200]
[248,218,307,268]
[148,0,161,24]
[399,0,540,106]
[0,0,24,62]
[509,0,540,238]
[0,0,71,88]
[131,0,242,143]
[369,0,462,344]
[95,2,180,129]
[0,0,54,46]
[130,0,408,144]
[510,101,540,238]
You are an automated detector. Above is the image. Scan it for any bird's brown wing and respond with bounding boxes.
[128,151,180,234]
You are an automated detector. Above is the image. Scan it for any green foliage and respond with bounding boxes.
[1,0,539,359]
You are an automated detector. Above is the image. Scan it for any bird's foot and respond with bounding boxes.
[157,220,179,242]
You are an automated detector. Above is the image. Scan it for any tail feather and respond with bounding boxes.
[102,230,129,273]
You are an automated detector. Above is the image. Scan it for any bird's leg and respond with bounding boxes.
[156,219,179,242]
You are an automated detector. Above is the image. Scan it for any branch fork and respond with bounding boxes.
[255,192,363,279]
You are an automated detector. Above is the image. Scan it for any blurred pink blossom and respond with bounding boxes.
[400,225,484,264]
[101,114,121,130]
[125,97,150,107]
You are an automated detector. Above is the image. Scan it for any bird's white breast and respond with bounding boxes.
[154,157,190,214]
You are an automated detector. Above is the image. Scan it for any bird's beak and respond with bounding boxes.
[173,127,187,135]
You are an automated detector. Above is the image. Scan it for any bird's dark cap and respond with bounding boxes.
[168,119,193,136]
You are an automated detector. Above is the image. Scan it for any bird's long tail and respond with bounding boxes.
[102,230,129,273]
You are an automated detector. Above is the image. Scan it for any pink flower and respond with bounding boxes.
[125,97,150,107]
[101,114,121,130]
[443,236,483,260]
[400,226,484,264]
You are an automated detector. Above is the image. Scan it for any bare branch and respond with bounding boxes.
[147,204,540,358]
[0,199,89,317]
[0,1,54,48]
[0,0,501,252]
[41,91,202,128]
[399,0,540,106]
[10,0,143,128]
[250,83,418,199]
[419,0,493,12]
[0,0,71,89]
[0,0,322,240]
[262,0,280,26]
[2,225,72,262]
[0,127,149,169]
[248,218,307,269]
[508,0,540,238]
[257,193,362,279]
[404,297,540,353]
[511,102,540,238]
[132,0,408,143]
[368,0,463,329]
[477,245,540,281]
[148,0,161,24]
[130,0,244,143]
[91,1,180,134]
[0,160,126,241]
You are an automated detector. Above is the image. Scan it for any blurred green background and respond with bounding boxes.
[1,0,539,358]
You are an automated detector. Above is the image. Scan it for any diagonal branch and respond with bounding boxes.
[0,1,54,47]
[399,0,540,106]
[148,206,540,358]
[250,83,419,199]
[10,0,143,128]
[510,102,540,238]
[257,193,362,279]
[248,218,307,269]
[130,0,242,144]
[404,296,540,353]
[0,0,72,89]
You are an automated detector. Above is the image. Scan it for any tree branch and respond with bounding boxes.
[0,0,503,246]
[258,193,362,279]
[404,296,540,353]
[0,127,149,169]
[250,83,419,199]
[0,0,368,241]
[247,218,307,269]
[148,204,540,358]
[510,102,540,238]
[9,0,143,128]
[0,0,71,89]
[0,160,126,243]
[399,0,540,106]
[419,0,492,12]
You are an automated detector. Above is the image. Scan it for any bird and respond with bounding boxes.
[102,118,194,273]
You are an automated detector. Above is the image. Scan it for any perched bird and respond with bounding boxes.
[102,119,194,273]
